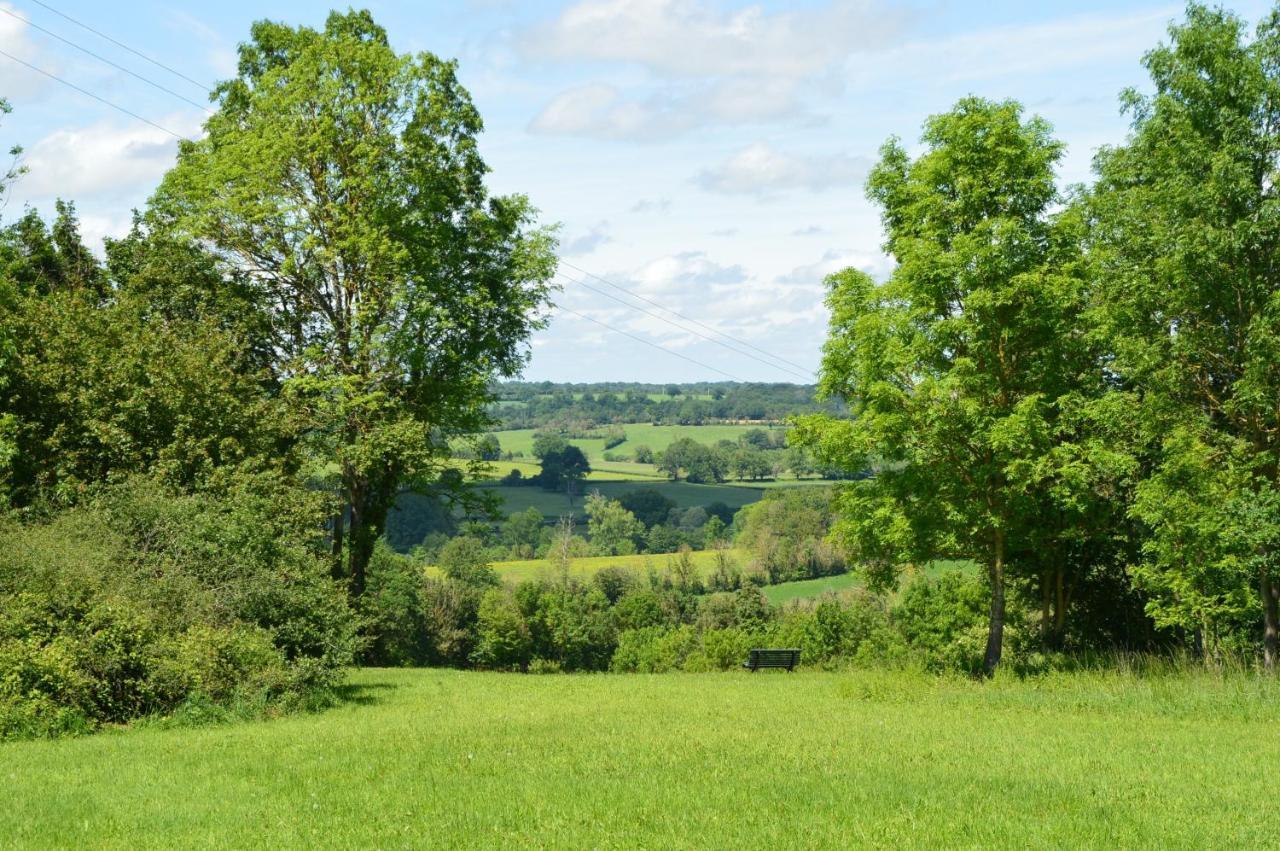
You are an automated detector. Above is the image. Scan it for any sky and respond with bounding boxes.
[0,0,1273,383]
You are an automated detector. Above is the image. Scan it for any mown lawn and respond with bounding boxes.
[3,667,1277,848]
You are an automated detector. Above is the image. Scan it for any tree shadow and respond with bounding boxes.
[332,679,399,707]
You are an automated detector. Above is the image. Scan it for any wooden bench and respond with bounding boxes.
[742,648,800,672]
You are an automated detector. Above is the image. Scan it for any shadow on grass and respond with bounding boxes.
[332,679,400,708]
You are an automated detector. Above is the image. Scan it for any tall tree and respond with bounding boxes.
[794,98,1089,672]
[151,11,557,597]
[1088,4,1280,668]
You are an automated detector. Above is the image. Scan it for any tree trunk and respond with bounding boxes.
[1040,568,1051,647]
[983,528,1006,675]
[1052,567,1068,650]
[346,482,369,598]
[345,476,395,600]
[1262,568,1279,673]
[330,505,346,583]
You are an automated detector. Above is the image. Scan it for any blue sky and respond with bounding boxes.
[1,0,1272,382]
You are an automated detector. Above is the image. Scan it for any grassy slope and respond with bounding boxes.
[4,667,1277,848]
[487,548,749,584]
[761,572,863,604]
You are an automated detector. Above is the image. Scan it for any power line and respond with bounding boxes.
[554,304,744,382]
[24,0,213,92]
[558,257,815,378]
[0,48,185,139]
[7,7,805,387]
[555,266,812,382]
[1,6,213,114]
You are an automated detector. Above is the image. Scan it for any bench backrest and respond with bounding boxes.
[747,648,800,668]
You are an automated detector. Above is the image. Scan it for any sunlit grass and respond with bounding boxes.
[4,666,1277,848]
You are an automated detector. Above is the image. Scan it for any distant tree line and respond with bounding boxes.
[489,381,845,430]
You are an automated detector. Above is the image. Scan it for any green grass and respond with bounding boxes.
[478,480,765,521]
[476,459,663,483]
[5,666,1279,848]
[762,572,864,604]
[487,548,749,584]
[493,423,787,464]
[759,561,978,605]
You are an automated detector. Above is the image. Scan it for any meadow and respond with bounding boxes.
[485,548,749,584]
[3,666,1276,849]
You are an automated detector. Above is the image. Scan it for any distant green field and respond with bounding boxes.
[485,548,749,584]
[493,423,787,464]
[6,667,1279,847]
[476,459,663,483]
[761,560,979,605]
[762,572,864,604]
[479,480,765,521]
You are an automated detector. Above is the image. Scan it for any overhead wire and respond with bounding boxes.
[0,6,213,114]
[24,0,214,92]
[555,265,814,382]
[0,47,184,139]
[557,258,815,378]
[553,303,745,382]
[9,5,811,384]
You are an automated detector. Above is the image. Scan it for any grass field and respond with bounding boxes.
[4,666,1277,848]
[761,572,864,604]
[493,423,787,463]
[488,548,749,584]
[477,480,765,521]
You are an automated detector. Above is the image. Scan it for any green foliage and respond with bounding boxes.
[360,543,430,666]
[794,97,1090,672]
[617,487,677,528]
[1087,3,1280,659]
[0,476,356,740]
[436,537,499,587]
[583,491,644,556]
[472,589,533,671]
[152,9,557,598]
[734,487,844,582]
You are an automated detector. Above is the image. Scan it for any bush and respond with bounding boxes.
[361,543,429,666]
[611,626,697,673]
[891,572,993,674]
[472,589,532,671]
[0,475,357,739]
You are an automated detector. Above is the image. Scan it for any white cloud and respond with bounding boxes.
[20,113,203,200]
[528,77,810,140]
[695,142,869,196]
[630,197,671,215]
[561,220,611,256]
[619,250,748,298]
[523,0,910,140]
[522,0,908,79]
[0,3,58,99]
[778,248,894,287]
[847,7,1179,89]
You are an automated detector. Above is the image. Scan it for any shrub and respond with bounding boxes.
[472,589,532,671]
[891,572,992,674]
[0,475,356,739]
[611,626,697,673]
